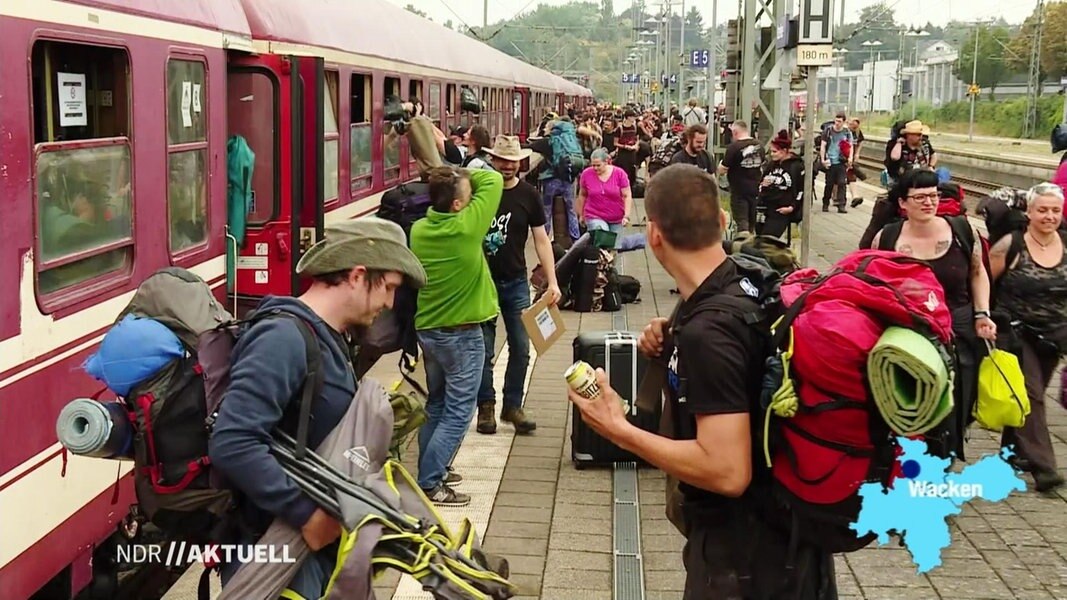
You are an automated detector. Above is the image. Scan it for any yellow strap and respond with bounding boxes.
[279,589,307,600]
[763,326,799,468]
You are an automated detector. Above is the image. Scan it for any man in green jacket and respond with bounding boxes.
[410,166,503,506]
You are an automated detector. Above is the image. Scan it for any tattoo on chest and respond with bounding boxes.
[898,244,914,256]
[935,240,951,254]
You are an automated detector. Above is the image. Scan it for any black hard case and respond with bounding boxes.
[571,331,657,468]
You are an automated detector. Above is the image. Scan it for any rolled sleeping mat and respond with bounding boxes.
[56,398,133,459]
[867,326,954,437]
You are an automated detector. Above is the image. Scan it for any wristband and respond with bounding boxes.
[974,310,991,319]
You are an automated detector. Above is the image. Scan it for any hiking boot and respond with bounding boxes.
[424,484,471,507]
[477,404,497,435]
[821,204,830,212]
[501,407,537,434]
[837,206,848,214]
[1034,470,1065,493]
[445,467,463,485]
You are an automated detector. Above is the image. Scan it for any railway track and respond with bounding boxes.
[853,156,1004,199]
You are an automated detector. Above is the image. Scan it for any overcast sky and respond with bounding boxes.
[388,0,1023,31]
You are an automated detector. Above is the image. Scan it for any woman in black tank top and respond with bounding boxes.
[989,182,1067,492]
[872,169,996,461]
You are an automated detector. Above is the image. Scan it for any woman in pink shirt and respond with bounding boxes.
[576,148,633,236]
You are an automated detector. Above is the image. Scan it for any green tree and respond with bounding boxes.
[403,4,429,19]
[955,26,1014,100]
[1006,1,1067,81]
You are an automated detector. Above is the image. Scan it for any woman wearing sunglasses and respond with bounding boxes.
[872,168,996,462]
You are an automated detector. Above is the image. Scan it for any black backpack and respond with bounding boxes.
[364,182,432,363]
[618,274,642,304]
[79,268,322,544]
[377,183,432,239]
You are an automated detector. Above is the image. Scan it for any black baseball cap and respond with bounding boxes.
[450,126,469,137]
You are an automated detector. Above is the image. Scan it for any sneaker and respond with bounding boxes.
[423,484,470,507]
[850,197,864,208]
[837,207,848,214]
[445,467,463,485]
[821,205,830,212]
[501,407,537,435]
[477,404,497,435]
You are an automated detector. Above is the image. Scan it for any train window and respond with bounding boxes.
[428,82,441,122]
[383,76,401,182]
[31,40,133,296]
[513,91,522,135]
[408,79,423,168]
[324,70,339,203]
[350,73,372,192]
[166,59,208,254]
[227,70,277,224]
[445,83,457,130]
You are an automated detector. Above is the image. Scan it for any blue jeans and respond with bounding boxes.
[541,178,580,241]
[416,326,485,490]
[478,277,532,411]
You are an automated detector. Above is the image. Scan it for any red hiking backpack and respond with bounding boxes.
[681,252,955,555]
[765,251,955,552]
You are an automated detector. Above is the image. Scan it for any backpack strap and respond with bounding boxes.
[250,310,325,461]
[1005,230,1026,270]
[945,215,975,256]
[877,221,904,252]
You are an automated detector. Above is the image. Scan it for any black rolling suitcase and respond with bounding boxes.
[571,331,657,468]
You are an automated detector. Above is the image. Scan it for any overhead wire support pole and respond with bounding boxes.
[801,65,817,268]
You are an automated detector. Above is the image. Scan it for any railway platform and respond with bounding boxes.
[163,179,1067,600]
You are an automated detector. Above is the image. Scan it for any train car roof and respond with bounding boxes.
[238,0,591,96]
[63,0,251,39]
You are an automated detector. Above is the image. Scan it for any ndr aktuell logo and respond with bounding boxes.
[117,542,296,567]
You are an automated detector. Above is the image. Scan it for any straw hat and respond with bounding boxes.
[484,135,532,162]
[902,120,927,135]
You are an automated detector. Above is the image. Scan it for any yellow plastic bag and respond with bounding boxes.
[974,341,1030,431]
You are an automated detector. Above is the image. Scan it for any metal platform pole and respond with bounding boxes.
[801,66,818,267]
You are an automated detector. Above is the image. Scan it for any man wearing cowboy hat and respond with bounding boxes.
[476,136,562,436]
[886,120,938,185]
[210,217,427,599]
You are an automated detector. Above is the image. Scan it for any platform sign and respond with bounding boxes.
[621,73,641,84]
[798,0,834,44]
[690,49,710,68]
[796,44,834,67]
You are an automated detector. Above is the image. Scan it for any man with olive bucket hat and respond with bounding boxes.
[209,217,426,599]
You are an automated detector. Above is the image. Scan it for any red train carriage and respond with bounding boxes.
[0,0,590,598]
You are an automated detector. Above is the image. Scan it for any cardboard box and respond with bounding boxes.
[521,294,566,355]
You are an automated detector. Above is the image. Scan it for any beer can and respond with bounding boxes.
[565,361,601,399]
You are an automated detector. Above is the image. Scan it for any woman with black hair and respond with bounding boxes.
[871,168,996,460]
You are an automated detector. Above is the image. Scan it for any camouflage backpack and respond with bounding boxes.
[726,232,800,277]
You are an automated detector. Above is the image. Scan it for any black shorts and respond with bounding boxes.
[681,505,838,600]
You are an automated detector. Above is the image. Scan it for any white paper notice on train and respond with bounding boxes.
[521,293,566,355]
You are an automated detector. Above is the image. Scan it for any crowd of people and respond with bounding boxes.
[205,88,1067,599]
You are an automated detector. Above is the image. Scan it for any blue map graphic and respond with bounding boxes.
[850,437,1027,573]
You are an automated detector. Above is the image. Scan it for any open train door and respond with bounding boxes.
[225,54,325,315]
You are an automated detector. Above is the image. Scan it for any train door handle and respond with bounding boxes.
[276,232,289,256]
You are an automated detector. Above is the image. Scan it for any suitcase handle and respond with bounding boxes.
[604,333,638,416]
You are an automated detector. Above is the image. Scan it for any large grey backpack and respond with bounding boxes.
[109,267,323,543]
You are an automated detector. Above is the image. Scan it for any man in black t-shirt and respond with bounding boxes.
[477,136,562,436]
[717,120,765,233]
[668,124,714,174]
[568,164,837,599]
